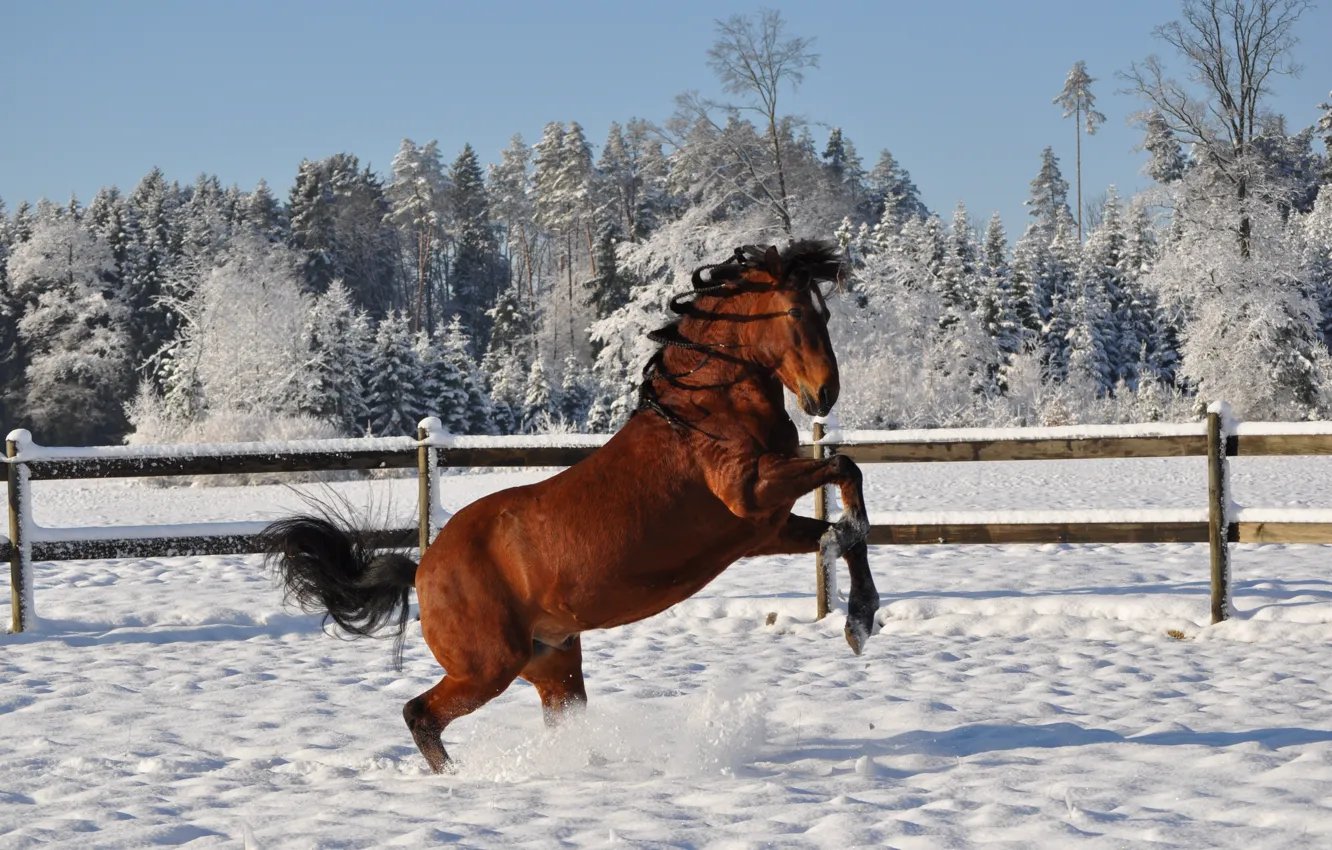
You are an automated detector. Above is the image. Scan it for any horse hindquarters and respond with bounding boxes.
[407,516,558,773]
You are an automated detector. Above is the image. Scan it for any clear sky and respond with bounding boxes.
[2,0,1330,237]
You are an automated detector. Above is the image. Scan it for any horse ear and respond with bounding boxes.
[763,245,781,282]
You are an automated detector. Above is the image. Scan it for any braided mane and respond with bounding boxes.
[635,240,845,435]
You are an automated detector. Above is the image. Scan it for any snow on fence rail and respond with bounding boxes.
[6,405,1332,634]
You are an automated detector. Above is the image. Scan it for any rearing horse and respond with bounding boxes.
[262,240,880,773]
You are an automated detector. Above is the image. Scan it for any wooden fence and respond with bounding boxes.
[6,408,1332,634]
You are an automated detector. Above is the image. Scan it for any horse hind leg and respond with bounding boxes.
[403,648,529,774]
[520,635,587,727]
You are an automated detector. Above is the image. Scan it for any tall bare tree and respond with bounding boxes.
[676,9,818,234]
[1121,0,1312,258]
[1054,61,1106,243]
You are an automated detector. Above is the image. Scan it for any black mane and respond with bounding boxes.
[635,240,845,433]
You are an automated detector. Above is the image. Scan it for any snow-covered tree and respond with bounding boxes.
[157,235,309,422]
[365,311,423,437]
[6,218,130,443]
[1053,61,1107,241]
[436,314,492,434]
[301,280,372,435]
[388,139,447,332]
[1026,147,1073,236]
[521,357,554,432]
[1141,109,1186,184]
[867,149,928,231]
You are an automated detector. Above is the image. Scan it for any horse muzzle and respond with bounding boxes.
[799,384,838,417]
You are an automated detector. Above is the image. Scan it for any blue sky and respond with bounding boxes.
[2,0,1330,236]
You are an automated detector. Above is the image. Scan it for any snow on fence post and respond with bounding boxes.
[7,430,36,633]
[417,418,442,556]
[1207,402,1234,624]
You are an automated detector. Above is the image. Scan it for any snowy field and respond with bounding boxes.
[4,456,1332,848]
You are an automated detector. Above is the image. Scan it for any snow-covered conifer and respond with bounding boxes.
[1025,148,1072,236]
[301,280,372,434]
[366,311,423,437]
[7,218,130,443]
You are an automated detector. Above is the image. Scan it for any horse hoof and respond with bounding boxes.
[844,624,867,656]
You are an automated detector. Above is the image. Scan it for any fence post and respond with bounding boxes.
[7,431,34,633]
[813,419,830,620]
[417,421,435,557]
[1206,403,1232,624]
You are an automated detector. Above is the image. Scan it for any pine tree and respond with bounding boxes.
[624,118,671,239]
[412,329,446,424]
[1009,224,1050,346]
[1053,61,1106,241]
[977,212,1021,371]
[1318,91,1332,159]
[1065,276,1115,396]
[484,287,535,365]
[558,354,593,427]
[1038,216,1082,380]
[437,315,491,434]
[366,311,423,437]
[240,179,285,242]
[0,198,22,429]
[488,357,524,435]
[587,223,630,326]
[1077,188,1134,384]
[1142,109,1186,184]
[301,280,372,435]
[1025,148,1072,236]
[388,139,447,332]
[940,202,979,317]
[521,357,553,432]
[488,134,535,300]
[449,142,500,344]
[123,167,182,379]
[867,149,928,231]
[288,153,400,315]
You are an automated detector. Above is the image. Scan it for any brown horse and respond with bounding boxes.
[262,240,880,773]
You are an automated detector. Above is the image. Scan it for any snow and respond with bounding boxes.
[868,507,1208,526]
[4,455,1332,846]
[819,421,1206,445]
[1233,420,1332,436]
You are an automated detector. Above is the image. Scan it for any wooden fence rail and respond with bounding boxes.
[7,406,1332,634]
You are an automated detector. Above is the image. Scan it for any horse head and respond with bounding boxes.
[708,240,844,417]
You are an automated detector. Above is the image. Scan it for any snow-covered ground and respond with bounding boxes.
[4,456,1332,848]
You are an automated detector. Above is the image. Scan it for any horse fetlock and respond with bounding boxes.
[403,697,451,774]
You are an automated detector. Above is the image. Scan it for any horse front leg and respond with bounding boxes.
[745,512,880,656]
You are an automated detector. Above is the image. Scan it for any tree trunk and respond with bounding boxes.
[586,222,597,276]
[1238,174,1251,260]
[414,227,429,333]
[768,110,793,234]
[1075,102,1083,244]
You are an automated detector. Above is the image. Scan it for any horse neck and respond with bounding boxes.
[657,317,785,418]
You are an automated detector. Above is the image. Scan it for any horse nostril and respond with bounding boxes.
[817,386,834,413]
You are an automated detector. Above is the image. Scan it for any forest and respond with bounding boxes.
[2,3,1331,447]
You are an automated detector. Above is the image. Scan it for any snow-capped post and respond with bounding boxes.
[1206,402,1234,624]
[812,418,828,619]
[7,430,36,633]
[417,417,443,556]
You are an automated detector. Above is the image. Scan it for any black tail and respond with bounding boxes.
[260,512,418,668]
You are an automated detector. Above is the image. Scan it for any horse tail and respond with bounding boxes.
[260,513,418,668]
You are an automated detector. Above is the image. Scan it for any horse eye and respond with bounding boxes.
[788,307,803,320]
